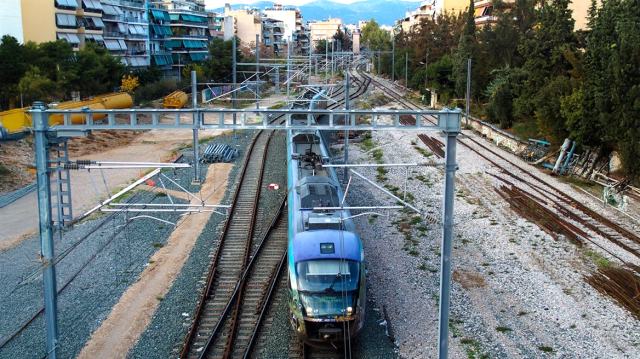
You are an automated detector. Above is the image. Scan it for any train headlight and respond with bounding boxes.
[346,307,353,315]
[306,307,314,316]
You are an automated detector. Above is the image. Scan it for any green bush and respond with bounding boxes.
[133,79,188,106]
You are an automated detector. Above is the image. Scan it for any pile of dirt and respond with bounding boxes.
[0,130,143,196]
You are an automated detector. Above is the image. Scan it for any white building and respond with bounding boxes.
[1,0,24,43]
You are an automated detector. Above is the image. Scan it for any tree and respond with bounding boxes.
[202,37,243,81]
[314,39,327,54]
[70,42,126,96]
[333,29,352,52]
[452,0,478,99]
[517,0,576,120]
[17,66,57,104]
[0,35,26,109]
[575,0,640,176]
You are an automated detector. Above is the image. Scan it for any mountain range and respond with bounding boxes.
[210,0,421,26]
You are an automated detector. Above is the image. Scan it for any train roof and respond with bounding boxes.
[292,230,362,263]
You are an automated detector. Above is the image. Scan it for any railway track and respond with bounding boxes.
[182,67,369,359]
[362,71,640,266]
[181,130,271,358]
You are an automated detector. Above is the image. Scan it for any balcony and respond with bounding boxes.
[103,14,124,22]
[103,31,125,38]
[123,16,146,24]
[125,50,148,56]
[124,33,147,40]
[150,50,171,55]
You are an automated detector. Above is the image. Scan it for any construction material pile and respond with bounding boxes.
[201,143,238,163]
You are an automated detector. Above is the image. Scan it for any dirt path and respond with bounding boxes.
[76,163,232,359]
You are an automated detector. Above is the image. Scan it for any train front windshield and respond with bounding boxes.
[296,259,359,293]
[296,259,360,317]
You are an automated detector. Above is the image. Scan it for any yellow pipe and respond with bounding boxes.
[1,93,133,136]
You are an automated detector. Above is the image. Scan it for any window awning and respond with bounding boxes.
[117,23,127,33]
[104,39,120,50]
[57,32,80,44]
[151,10,165,20]
[117,39,127,49]
[56,0,77,7]
[87,17,105,28]
[135,25,145,34]
[163,26,172,35]
[85,34,94,40]
[169,14,180,21]
[473,7,483,17]
[56,14,77,27]
[121,57,128,65]
[102,4,118,15]
[83,0,103,11]
[165,40,182,49]
[154,55,167,66]
[165,54,174,64]
[93,34,104,42]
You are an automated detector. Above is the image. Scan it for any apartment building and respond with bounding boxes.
[223,4,261,46]
[396,0,436,33]
[101,0,149,68]
[262,18,285,54]
[309,18,342,46]
[148,5,173,71]
[473,0,592,30]
[21,0,106,51]
[263,5,297,40]
[154,0,208,77]
[433,0,468,17]
[206,12,227,39]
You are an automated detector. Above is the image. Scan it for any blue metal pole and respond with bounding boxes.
[33,102,59,359]
[192,71,200,183]
[560,141,577,175]
[438,130,459,359]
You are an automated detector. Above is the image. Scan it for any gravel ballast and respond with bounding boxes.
[336,81,640,358]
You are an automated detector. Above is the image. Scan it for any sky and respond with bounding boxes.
[205,0,363,7]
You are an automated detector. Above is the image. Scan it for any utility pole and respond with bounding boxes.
[392,36,395,82]
[466,58,471,128]
[287,36,291,104]
[343,66,350,183]
[378,53,380,76]
[325,40,328,84]
[405,52,408,88]
[232,37,237,139]
[438,129,459,359]
[426,50,429,92]
[33,102,59,359]
[308,49,312,85]
[192,71,200,183]
[256,34,260,110]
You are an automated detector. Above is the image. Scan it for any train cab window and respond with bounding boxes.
[296,259,359,293]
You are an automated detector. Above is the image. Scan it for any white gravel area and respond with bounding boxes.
[341,88,640,358]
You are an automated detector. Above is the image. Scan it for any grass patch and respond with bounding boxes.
[481,262,490,266]
[585,250,614,269]
[538,346,553,353]
[0,165,11,176]
[156,296,164,301]
[518,311,527,316]
[371,148,384,163]
[409,216,423,225]
[419,263,427,271]
[152,242,164,248]
[496,326,512,333]
[413,146,433,158]
[368,215,378,224]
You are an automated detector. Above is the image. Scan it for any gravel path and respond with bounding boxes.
[336,90,640,358]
